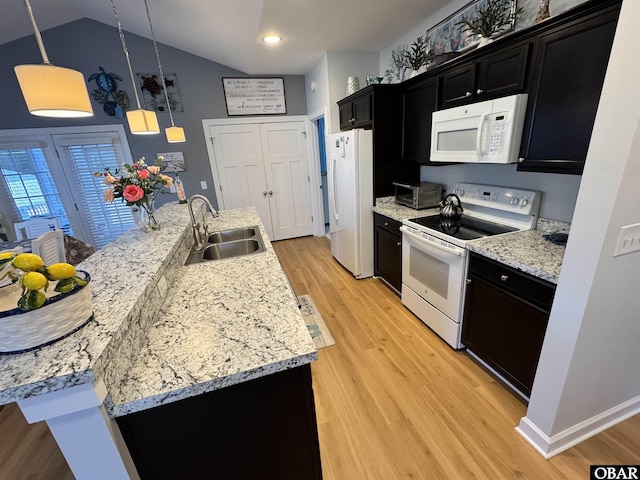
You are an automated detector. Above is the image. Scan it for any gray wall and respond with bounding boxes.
[0,18,307,209]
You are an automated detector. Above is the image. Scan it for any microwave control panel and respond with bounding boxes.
[452,183,541,215]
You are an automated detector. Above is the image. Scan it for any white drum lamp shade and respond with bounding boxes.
[126,109,160,135]
[14,64,93,117]
[165,126,186,143]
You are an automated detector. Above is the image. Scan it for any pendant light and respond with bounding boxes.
[14,0,93,118]
[143,0,186,143]
[110,0,159,135]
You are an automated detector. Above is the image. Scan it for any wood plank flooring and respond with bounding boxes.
[273,235,640,480]
[1,234,638,479]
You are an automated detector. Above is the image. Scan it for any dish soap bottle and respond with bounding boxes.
[175,172,187,204]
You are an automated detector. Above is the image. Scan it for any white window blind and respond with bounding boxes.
[52,133,135,249]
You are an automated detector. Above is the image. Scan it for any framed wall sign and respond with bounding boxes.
[222,77,287,116]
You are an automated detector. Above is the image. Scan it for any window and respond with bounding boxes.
[0,126,136,249]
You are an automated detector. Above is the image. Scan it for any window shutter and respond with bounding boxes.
[52,133,135,249]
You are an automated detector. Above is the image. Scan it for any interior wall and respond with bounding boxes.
[524,0,640,439]
[420,164,581,222]
[326,51,379,134]
[305,54,330,128]
[0,18,307,211]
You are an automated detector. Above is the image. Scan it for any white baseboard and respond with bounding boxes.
[516,394,640,458]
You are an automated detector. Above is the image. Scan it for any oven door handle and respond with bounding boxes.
[400,226,465,257]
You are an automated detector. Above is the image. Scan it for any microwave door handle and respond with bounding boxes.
[477,114,489,156]
[392,182,413,189]
[400,226,465,257]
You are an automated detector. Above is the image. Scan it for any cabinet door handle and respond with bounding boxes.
[500,274,509,282]
[466,278,471,285]
[397,242,402,247]
[476,89,484,95]
[384,222,389,226]
[518,157,525,163]
[465,91,472,97]
[350,118,355,123]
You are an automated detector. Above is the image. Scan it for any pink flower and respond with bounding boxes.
[137,169,150,180]
[103,188,115,203]
[102,173,117,185]
[147,166,160,175]
[160,174,173,187]
[123,185,144,203]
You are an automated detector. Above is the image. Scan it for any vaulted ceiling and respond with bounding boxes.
[3,0,451,75]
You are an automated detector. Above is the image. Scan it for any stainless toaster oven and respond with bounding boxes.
[392,182,443,210]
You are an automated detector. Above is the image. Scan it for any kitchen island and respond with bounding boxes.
[0,202,319,479]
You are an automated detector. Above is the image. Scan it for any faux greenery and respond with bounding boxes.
[456,0,521,39]
[404,35,429,70]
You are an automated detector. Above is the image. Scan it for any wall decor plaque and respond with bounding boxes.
[222,77,286,116]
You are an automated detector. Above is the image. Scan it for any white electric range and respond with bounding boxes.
[400,183,541,349]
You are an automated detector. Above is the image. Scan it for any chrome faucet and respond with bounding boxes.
[187,194,219,251]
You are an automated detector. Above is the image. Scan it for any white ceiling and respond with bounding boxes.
[3,0,451,75]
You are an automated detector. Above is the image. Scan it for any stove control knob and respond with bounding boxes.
[458,189,465,197]
[510,197,518,205]
[520,198,529,207]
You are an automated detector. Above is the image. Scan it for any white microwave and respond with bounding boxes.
[430,93,528,164]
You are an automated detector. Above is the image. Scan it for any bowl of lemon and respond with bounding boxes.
[0,251,92,354]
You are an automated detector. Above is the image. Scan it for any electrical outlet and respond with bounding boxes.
[200,181,208,190]
[614,223,640,257]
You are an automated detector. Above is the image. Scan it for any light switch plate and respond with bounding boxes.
[614,223,640,257]
[200,181,208,190]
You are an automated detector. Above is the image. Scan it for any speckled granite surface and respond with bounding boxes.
[372,196,440,221]
[0,203,316,416]
[373,197,569,284]
[106,209,317,417]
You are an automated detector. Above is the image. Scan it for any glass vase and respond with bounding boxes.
[130,200,160,231]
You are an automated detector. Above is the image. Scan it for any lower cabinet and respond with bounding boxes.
[116,365,322,480]
[374,213,402,294]
[461,253,556,398]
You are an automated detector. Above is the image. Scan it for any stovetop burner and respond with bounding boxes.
[408,215,517,241]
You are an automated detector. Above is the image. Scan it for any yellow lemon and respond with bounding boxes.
[22,271,48,291]
[0,252,15,261]
[47,263,77,280]
[13,253,44,271]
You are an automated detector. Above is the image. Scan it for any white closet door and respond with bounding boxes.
[209,124,273,238]
[259,122,314,241]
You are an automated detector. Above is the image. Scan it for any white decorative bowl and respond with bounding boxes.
[0,271,93,354]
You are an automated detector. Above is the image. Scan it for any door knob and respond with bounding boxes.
[263,191,268,196]
[268,191,273,196]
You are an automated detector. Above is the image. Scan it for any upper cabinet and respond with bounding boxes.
[338,89,373,130]
[517,3,620,175]
[402,77,438,164]
[440,43,530,109]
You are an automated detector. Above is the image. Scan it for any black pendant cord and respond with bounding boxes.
[143,0,176,128]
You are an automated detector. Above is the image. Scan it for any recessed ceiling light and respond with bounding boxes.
[263,35,281,44]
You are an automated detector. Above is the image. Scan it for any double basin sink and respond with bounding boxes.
[185,225,265,265]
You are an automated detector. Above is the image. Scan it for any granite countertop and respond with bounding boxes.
[0,202,316,415]
[373,197,568,284]
[106,208,317,417]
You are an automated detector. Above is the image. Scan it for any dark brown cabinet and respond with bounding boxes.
[117,365,322,480]
[440,43,530,109]
[518,2,620,174]
[337,85,420,197]
[461,254,556,398]
[339,89,372,130]
[402,77,439,164]
[374,213,402,294]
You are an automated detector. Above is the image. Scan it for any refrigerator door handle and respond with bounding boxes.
[330,154,339,221]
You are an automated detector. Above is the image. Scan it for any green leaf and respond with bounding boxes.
[54,278,76,293]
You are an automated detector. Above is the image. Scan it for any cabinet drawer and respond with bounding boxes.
[468,253,555,311]
[374,213,402,234]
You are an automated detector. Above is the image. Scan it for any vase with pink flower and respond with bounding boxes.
[94,156,173,231]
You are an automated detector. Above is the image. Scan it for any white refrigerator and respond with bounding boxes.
[327,129,374,279]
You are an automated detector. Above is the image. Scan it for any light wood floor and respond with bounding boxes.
[274,235,640,480]
[2,234,639,479]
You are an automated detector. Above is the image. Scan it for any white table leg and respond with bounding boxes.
[17,379,139,480]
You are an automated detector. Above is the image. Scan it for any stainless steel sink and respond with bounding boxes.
[207,227,257,244]
[185,225,265,264]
